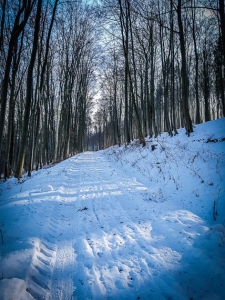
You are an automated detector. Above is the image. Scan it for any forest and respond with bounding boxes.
[0,0,224,179]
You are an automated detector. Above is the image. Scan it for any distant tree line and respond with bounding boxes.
[89,0,225,150]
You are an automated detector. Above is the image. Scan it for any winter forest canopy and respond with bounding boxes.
[0,0,225,179]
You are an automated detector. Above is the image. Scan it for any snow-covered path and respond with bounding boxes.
[1,121,225,300]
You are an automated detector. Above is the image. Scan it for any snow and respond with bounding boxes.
[0,278,33,300]
[0,118,225,300]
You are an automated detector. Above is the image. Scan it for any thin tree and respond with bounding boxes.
[15,0,43,178]
[118,0,145,146]
[0,0,34,155]
[176,0,193,135]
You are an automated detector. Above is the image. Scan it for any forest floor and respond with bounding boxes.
[0,118,225,300]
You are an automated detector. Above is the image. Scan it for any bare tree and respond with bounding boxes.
[0,0,34,155]
[15,0,43,178]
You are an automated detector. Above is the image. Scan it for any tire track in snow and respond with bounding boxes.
[26,193,62,299]
[70,152,160,299]
[26,152,185,299]
[72,153,112,299]
[50,154,94,300]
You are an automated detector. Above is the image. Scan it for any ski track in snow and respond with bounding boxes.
[0,119,225,300]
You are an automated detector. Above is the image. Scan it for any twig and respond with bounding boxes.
[213,201,217,221]
[77,207,88,212]
[0,229,3,245]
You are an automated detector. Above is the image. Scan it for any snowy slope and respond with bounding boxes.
[0,118,225,300]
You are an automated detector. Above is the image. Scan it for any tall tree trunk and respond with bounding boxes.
[5,39,20,178]
[118,0,130,144]
[219,0,225,116]
[0,0,6,51]
[0,0,33,154]
[15,0,42,178]
[149,23,157,137]
[118,0,145,146]
[177,0,193,135]
[191,0,200,124]
[170,0,178,135]
[159,21,172,137]
[203,44,210,122]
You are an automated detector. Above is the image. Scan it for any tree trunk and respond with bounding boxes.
[203,45,210,122]
[118,0,145,146]
[191,0,200,124]
[15,0,42,178]
[219,0,225,116]
[177,0,193,135]
[0,0,6,51]
[0,1,33,154]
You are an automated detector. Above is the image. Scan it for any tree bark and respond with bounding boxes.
[177,0,193,135]
[219,0,225,116]
[0,0,6,51]
[118,0,145,146]
[15,0,42,178]
[191,0,200,124]
[0,0,34,155]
